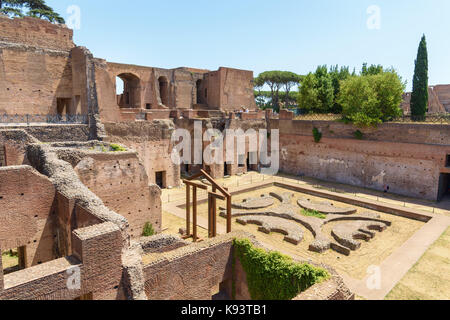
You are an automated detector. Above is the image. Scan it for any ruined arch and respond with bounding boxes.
[116,73,141,109]
[158,76,169,107]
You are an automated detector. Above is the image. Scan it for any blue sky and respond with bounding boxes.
[47,0,450,91]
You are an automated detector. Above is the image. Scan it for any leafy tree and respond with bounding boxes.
[361,63,384,76]
[279,72,302,107]
[297,73,320,112]
[0,0,65,24]
[254,71,301,112]
[329,65,351,113]
[338,70,405,126]
[315,65,334,113]
[297,66,334,114]
[410,35,429,121]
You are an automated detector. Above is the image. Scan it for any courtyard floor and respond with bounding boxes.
[161,172,450,300]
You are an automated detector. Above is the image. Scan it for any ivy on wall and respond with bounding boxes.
[233,238,329,300]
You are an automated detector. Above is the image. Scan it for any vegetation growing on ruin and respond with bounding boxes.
[312,127,322,143]
[110,144,127,152]
[0,0,65,23]
[353,130,364,140]
[233,238,329,300]
[301,209,327,219]
[142,222,156,237]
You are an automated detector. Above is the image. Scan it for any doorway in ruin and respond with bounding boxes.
[116,73,141,109]
[438,173,450,201]
[1,246,26,275]
[56,98,72,116]
[196,79,203,104]
[158,76,169,106]
[224,162,230,176]
[247,152,258,171]
[155,171,166,189]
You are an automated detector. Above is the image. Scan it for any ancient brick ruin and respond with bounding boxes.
[0,16,449,301]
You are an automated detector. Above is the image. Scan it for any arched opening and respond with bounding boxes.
[196,79,203,104]
[116,73,141,109]
[158,76,169,107]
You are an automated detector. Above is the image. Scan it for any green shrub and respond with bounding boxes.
[142,222,155,237]
[110,144,127,152]
[338,70,404,127]
[312,127,322,143]
[353,130,364,140]
[301,209,326,219]
[233,239,329,300]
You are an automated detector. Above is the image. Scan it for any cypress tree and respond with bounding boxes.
[410,35,429,121]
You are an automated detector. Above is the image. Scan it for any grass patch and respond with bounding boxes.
[301,209,327,219]
[233,238,329,300]
[2,249,19,269]
[110,144,127,152]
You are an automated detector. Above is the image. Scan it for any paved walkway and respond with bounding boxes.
[342,215,450,300]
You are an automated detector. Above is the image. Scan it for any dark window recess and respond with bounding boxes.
[446,155,450,167]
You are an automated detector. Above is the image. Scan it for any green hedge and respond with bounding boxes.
[233,239,329,300]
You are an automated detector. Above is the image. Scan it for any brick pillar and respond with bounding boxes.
[72,222,123,300]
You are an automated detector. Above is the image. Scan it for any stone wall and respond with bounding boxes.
[276,120,450,200]
[103,121,180,188]
[74,152,162,238]
[0,222,123,300]
[0,16,74,51]
[0,166,56,268]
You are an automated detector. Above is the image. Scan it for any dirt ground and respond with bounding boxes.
[164,185,424,280]
[385,227,450,300]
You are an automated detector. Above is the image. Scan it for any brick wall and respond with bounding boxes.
[276,120,450,200]
[103,122,181,188]
[143,237,234,300]
[74,152,161,238]
[0,16,74,51]
[0,166,56,267]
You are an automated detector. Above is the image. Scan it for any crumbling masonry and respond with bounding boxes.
[0,16,449,300]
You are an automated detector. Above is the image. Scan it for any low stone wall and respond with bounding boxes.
[0,222,123,300]
[274,120,450,201]
[0,125,90,142]
[141,231,353,301]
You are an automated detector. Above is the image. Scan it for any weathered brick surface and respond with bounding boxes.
[143,235,235,300]
[0,166,56,267]
[104,121,181,188]
[275,121,450,200]
[72,222,123,299]
[0,16,74,51]
[74,152,161,238]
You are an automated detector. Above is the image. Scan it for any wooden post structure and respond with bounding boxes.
[192,186,197,242]
[186,185,190,236]
[183,179,207,242]
[184,169,232,240]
